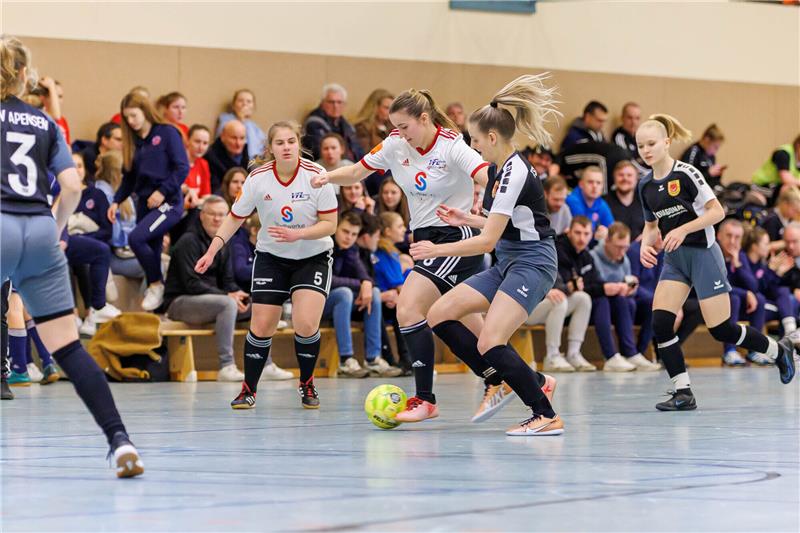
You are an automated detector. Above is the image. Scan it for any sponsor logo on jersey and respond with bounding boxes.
[291,191,309,202]
[370,142,383,155]
[427,158,447,170]
[85,199,94,209]
[401,158,410,167]
[264,193,272,200]
[668,180,680,197]
[280,205,294,222]
[414,171,427,192]
[152,135,161,146]
[653,205,687,219]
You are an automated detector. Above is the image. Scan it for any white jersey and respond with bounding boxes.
[231,158,338,260]
[361,127,488,230]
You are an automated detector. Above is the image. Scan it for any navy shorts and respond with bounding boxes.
[660,242,731,300]
[412,225,485,294]
[464,239,557,314]
[1,213,75,322]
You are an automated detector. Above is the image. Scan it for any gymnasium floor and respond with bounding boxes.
[1,368,798,532]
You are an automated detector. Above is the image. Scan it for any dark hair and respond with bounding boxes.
[320,132,346,151]
[570,215,592,229]
[742,225,768,254]
[359,213,381,236]
[377,176,410,226]
[607,221,631,240]
[583,100,608,116]
[188,124,210,139]
[613,160,636,174]
[701,124,725,143]
[339,210,363,228]
[156,91,186,110]
[95,122,120,147]
[543,175,567,193]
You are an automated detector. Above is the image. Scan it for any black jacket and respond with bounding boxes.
[555,234,603,298]
[302,107,365,162]
[206,137,249,195]
[163,218,239,309]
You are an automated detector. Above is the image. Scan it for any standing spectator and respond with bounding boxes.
[163,196,247,381]
[445,101,471,146]
[603,160,644,240]
[353,89,394,154]
[221,167,247,208]
[565,165,614,240]
[717,218,768,366]
[524,145,555,180]
[107,92,190,311]
[111,86,149,124]
[612,102,648,175]
[36,76,70,144]
[339,181,375,215]
[590,222,659,371]
[302,83,364,162]
[156,92,189,137]
[207,120,248,194]
[560,100,607,152]
[80,122,122,179]
[183,125,212,208]
[543,176,572,235]
[761,186,800,251]
[216,89,266,160]
[752,135,800,202]
[681,124,727,189]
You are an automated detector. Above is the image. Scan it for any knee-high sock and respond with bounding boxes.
[483,345,554,417]
[295,331,321,383]
[400,320,436,403]
[8,328,26,374]
[243,331,271,393]
[431,320,502,385]
[652,309,690,391]
[26,320,53,367]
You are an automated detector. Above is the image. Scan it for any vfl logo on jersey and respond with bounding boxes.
[280,205,294,222]
[151,135,161,146]
[427,158,447,171]
[370,142,383,155]
[414,172,427,192]
[291,191,309,202]
[668,180,680,197]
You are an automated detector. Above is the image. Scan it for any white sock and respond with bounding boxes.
[546,347,560,359]
[567,340,583,357]
[782,317,797,334]
[671,371,691,390]
[766,337,779,359]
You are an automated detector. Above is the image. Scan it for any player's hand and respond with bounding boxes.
[409,240,438,260]
[746,291,758,314]
[662,227,687,253]
[268,226,301,243]
[228,290,250,313]
[546,289,566,304]
[310,173,330,189]
[107,203,118,224]
[147,190,165,209]
[640,244,659,268]
[194,252,215,274]
[436,204,469,227]
[381,289,399,308]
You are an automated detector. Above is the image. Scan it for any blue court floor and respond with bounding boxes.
[1,368,798,532]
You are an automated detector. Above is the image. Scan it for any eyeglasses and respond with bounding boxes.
[324,99,345,106]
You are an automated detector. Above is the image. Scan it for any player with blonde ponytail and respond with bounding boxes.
[637,113,795,411]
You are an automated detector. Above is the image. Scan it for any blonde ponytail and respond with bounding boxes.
[646,113,692,143]
[1,36,34,101]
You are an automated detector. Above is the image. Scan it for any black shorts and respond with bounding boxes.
[250,250,332,306]
[411,225,486,294]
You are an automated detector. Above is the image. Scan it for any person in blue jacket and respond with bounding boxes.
[107,92,189,311]
[565,165,614,241]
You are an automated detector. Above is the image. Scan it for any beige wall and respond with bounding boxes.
[18,36,800,182]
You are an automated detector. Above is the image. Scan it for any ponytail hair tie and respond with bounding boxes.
[489,101,498,108]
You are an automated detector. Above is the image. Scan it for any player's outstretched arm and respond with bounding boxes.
[436,204,486,229]
[411,213,506,260]
[195,214,246,273]
[311,162,372,188]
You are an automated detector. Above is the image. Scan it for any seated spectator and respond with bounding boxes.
[761,185,800,252]
[445,101,471,146]
[778,223,800,301]
[80,122,122,179]
[544,176,572,234]
[183,125,212,208]
[611,102,649,176]
[357,214,405,375]
[111,86,149,124]
[315,133,353,193]
[354,89,394,154]
[325,211,392,377]
[67,153,121,336]
[207,120,248,194]
[590,222,658,371]
[565,165,614,241]
[752,135,800,202]
[216,89,266,160]
[717,218,768,366]
[34,76,70,144]
[163,196,247,382]
[558,139,630,190]
[302,83,364,162]
[375,177,410,252]
[339,181,375,215]
[603,160,644,240]
[524,144,555,180]
[681,124,726,189]
[221,167,247,208]
[560,100,607,152]
[527,222,595,373]
[743,226,798,336]
[156,92,189,137]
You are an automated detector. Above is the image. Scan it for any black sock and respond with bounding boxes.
[656,337,687,381]
[505,343,545,387]
[483,344,554,418]
[244,331,272,393]
[431,320,502,386]
[52,340,126,445]
[295,331,321,382]
[400,320,436,403]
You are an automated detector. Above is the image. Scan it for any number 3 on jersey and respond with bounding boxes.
[6,132,37,197]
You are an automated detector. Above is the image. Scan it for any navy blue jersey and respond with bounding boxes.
[1,96,74,215]
[482,152,554,241]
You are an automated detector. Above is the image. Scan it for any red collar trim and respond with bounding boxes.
[416,126,443,156]
[273,159,301,187]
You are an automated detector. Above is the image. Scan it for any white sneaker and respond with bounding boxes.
[543,354,576,373]
[26,363,44,382]
[217,364,244,382]
[106,272,118,302]
[338,357,369,378]
[603,353,637,372]
[141,284,165,311]
[261,362,293,381]
[566,352,597,372]
[627,353,661,372]
[277,320,289,330]
[74,315,83,330]
[91,303,122,323]
[722,350,747,366]
[79,316,97,337]
[366,357,403,377]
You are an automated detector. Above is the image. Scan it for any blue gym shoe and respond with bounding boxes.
[7,371,31,387]
[776,337,796,385]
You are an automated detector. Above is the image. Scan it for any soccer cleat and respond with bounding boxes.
[395,396,439,423]
[656,389,697,411]
[543,354,575,373]
[40,363,60,385]
[231,383,256,409]
[541,373,557,403]
[298,378,320,409]
[472,382,516,423]
[109,431,144,479]
[776,336,796,385]
[7,370,31,387]
[746,351,774,366]
[722,350,747,367]
[1,380,13,400]
[566,352,596,372]
[506,414,564,436]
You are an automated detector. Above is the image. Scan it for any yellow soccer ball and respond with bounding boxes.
[364,384,407,429]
